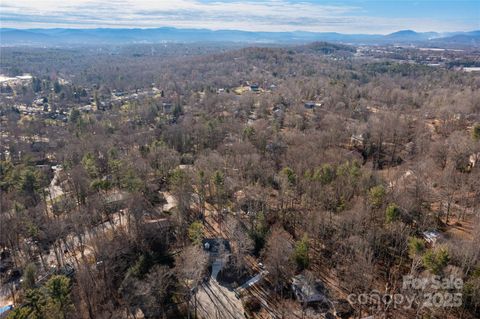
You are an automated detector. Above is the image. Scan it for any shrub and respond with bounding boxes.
[22,263,37,290]
[472,123,480,141]
[280,167,297,186]
[128,254,153,279]
[423,247,450,274]
[315,164,335,185]
[368,185,385,209]
[385,203,400,223]
[407,237,426,259]
[188,221,204,245]
[294,235,309,269]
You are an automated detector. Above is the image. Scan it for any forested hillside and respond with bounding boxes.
[1,43,479,319]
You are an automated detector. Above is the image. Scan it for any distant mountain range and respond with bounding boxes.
[1,27,479,47]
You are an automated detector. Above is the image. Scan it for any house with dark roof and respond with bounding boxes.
[291,274,329,304]
[249,84,259,92]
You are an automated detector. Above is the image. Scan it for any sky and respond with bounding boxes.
[0,0,478,34]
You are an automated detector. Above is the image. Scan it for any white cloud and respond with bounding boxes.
[0,0,475,33]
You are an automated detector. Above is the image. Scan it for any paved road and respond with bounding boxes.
[48,166,64,201]
[196,279,245,319]
[237,270,267,290]
[195,247,245,319]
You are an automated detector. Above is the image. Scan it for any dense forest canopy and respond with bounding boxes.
[1,41,480,319]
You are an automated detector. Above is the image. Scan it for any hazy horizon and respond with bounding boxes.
[2,26,479,36]
[1,0,478,34]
